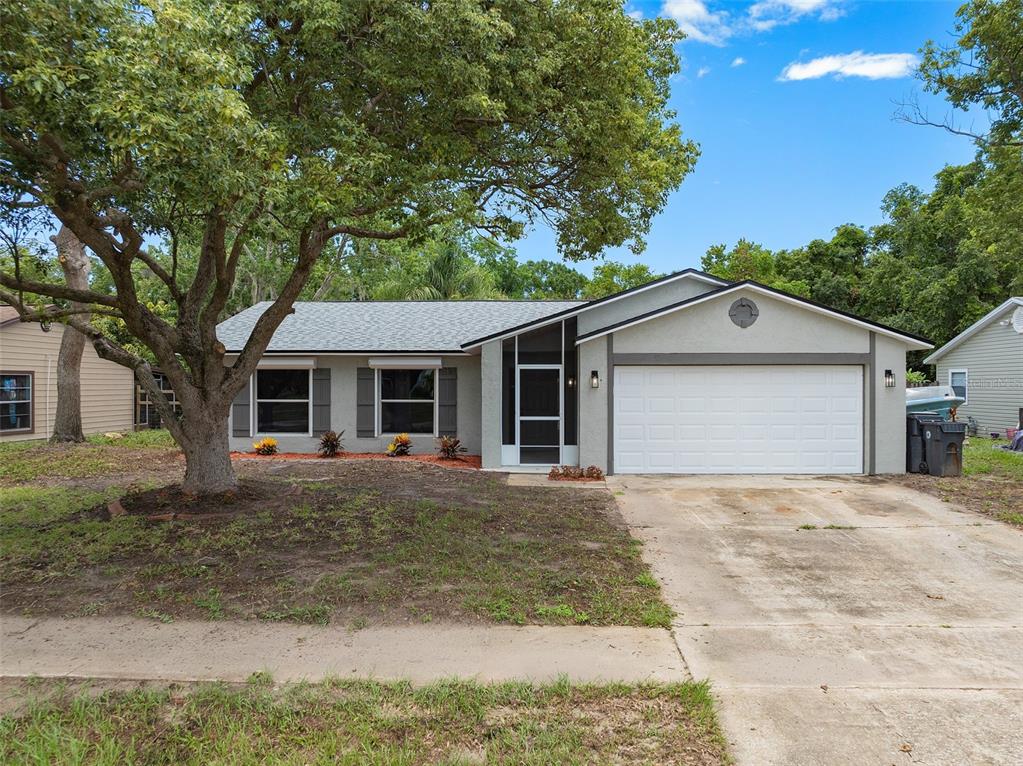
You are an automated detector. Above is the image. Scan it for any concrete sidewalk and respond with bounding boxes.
[0,616,685,684]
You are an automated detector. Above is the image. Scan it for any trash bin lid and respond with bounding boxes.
[938,422,967,433]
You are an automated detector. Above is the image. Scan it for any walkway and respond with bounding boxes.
[0,616,684,684]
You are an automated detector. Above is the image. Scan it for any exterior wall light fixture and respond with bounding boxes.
[567,375,576,388]
[590,370,600,389]
[884,369,896,388]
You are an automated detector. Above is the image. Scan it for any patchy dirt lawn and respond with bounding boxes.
[0,441,672,629]
[898,437,1023,527]
[0,676,730,766]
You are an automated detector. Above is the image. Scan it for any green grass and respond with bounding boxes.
[86,429,177,449]
[963,438,1023,480]
[0,465,674,628]
[958,438,1023,526]
[0,677,730,765]
[0,430,178,484]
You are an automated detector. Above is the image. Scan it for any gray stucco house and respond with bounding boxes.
[924,297,1023,436]
[218,269,932,474]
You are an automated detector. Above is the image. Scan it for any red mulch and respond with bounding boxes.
[230,451,482,470]
[547,475,604,483]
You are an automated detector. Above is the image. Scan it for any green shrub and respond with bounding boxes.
[318,430,343,458]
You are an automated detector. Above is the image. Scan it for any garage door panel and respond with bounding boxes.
[613,365,863,474]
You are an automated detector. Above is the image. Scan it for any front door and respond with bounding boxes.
[518,367,561,464]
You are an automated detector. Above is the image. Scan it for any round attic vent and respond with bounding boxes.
[1012,306,1023,334]
[729,298,759,328]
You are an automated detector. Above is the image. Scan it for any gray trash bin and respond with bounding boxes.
[906,413,944,474]
[921,421,967,477]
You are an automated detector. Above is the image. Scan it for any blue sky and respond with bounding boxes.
[513,0,981,276]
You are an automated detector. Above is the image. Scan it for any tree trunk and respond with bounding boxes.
[180,414,238,494]
[50,227,91,443]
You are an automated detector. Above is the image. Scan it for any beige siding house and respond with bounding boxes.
[924,298,1023,436]
[0,306,134,442]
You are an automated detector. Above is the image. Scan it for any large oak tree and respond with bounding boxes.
[0,0,697,493]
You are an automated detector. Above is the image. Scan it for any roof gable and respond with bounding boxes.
[458,268,728,349]
[923,298,1023,364]
[575,281,934,350]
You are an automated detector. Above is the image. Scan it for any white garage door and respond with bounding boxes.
[614,365,863,474]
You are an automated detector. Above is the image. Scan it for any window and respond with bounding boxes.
[379,369,435,434]
[0,372,32,433]
[256,369,310,433]
[949,369,968,403]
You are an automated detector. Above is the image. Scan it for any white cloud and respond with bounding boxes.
[627,8,644,20]
[748,0,844,31]
[779,51,919,81]
[696,66,712,78]
[731,57,746,67]
[661,0,732,45]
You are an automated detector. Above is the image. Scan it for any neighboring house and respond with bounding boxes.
[217,270,932,475]
[923,297,1023,436]
[0,305,135,442]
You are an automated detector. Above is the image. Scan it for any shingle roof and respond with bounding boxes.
[217,300,585,353]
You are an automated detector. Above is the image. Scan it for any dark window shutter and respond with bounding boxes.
[232,376,251,437]
[438,367,457,437]
[357,367,375,437]
[312,368,331,435]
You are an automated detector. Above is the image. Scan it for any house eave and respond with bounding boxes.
[458,269,728,350]
[574,281,935,350]
[922,297,1023,364]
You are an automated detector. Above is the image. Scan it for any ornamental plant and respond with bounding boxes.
[386,433,412,457]
[318,430,343,458]
[253,437,278,456]
[437,436,467,460]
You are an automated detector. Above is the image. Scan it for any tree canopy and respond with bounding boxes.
[0,0,697,492]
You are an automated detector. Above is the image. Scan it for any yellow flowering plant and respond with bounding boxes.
[253,437,278,456]
[386,433,412,456]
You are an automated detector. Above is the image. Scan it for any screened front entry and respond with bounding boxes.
[519,368,560,464]
[501,319,578,466]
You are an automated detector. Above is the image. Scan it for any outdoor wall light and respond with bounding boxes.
[884,369,896,388]
[590,370,600,389]
[567,376,576,388]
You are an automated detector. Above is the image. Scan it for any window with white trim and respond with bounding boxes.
[256,369,311,433]
[379,369,435,434]
[949,369,968,404]
[0,372,32,433]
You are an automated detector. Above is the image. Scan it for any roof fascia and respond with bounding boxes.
[923,298,1023,364]
[459,269,729,349]
[575,282,934,350]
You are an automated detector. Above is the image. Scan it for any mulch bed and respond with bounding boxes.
[230,451,482,470]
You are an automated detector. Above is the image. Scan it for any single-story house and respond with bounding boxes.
[217,270,933,474]
[0,305,135,441]
[923,297,1023,436]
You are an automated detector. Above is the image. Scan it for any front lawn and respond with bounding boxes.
[0,456,672,628]
[0,676,730,766]
[0,430,180,486]
[901,437,1023,526]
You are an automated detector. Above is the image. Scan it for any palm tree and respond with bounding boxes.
[374,241,502,300]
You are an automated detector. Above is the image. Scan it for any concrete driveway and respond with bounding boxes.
[610,474,1023,766]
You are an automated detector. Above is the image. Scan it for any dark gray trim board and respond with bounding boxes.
[607,334,614,475]
[868,332,876,475]
[611,353,871,366]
